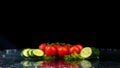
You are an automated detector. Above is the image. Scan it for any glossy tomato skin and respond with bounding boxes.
[53,43,61,56]
[39,43,46,52]
[45,45,57,56]
[53,43,61,50]
[64,44,70,55]
[69,46,80,55]
[76,44,83,51]
[58,46,68,57]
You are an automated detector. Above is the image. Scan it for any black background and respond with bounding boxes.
[0,31,97,49]
[0,30,117,49]
[1,31,98,48]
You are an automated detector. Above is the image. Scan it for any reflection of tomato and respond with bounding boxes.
[45,45,57,56]
[69,46,80,55]
[68,63,80,68]
[39,43,46,52]
[41,60,81,68]
[75,64,80,68]
[69,63,74,68]
[42,61,51,68]
[58,60,69,68]
[42,61,58,68]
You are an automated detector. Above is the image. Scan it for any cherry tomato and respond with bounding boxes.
[45,45,57,56]
[53,43,61,50]
[69,46,80,55]
[76,44,83,51]
[39,43,46,52]
[63,44,71,55]
[58,46,68,57]
[53,43,61,55]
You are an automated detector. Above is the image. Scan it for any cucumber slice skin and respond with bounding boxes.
[21,48,31,58]
[27,49,38,58]
[80,47,100,59]
[27,49,34,58]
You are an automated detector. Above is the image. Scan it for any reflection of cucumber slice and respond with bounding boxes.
[81,60,92,68]
[32,49,44,57]
[33,61,44,66]
[21,48,31,58]
[21,60,31,67]
[81,59,100,68]
[80,47,100,58]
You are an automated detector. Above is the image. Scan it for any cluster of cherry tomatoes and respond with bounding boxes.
[39,42,83,57]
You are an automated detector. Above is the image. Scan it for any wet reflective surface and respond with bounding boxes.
[0,49,120,68]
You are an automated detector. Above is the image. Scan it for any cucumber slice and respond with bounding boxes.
[80,47,100,58]
[28,49,34,57]
[21,48,31,58]
[32,49,44,57]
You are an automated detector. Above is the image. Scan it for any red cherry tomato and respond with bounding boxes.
[63,44,71,55]
[53,43,61,50]
[39,43,46,52]
[45,45,57,56]
[58,46,69,57]
[76,44,83,51]
[69,46,80,55]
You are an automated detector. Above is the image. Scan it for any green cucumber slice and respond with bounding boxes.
[80,47,100,58]
[32,49,44,57]
[21,48,31,58]
[28,49,34,57]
